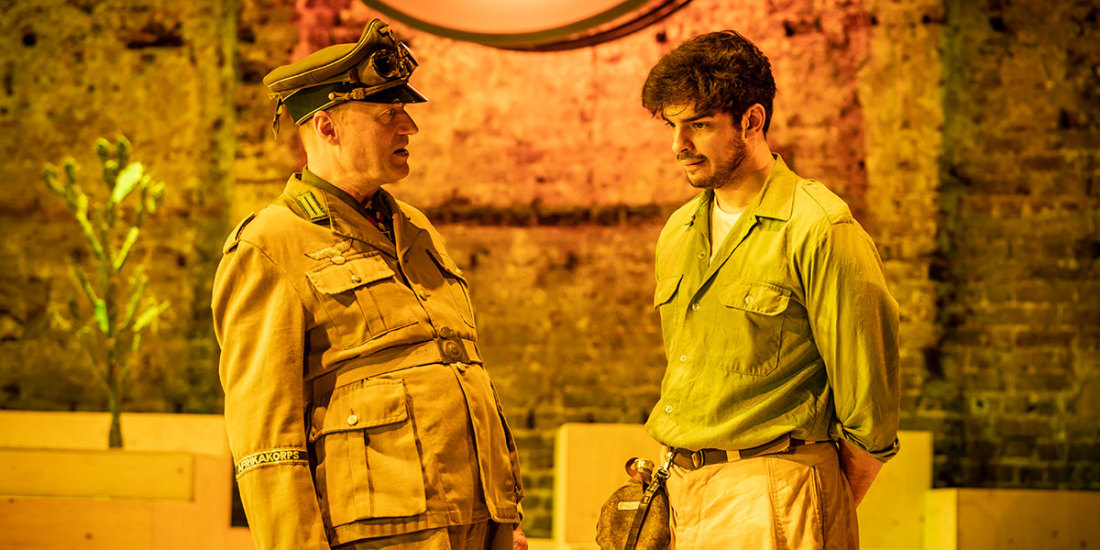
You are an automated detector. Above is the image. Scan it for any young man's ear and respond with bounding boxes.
[741,104,767,137]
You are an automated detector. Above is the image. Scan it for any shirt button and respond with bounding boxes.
[679,355,688,362]
[744,294,754,306]
[346,414,359,426]
[350,274,362,284]
[664,405,674,414]
[439,326,453,338]
[691,303,700,311]
[330,255,345,265]
[697,251,706,260]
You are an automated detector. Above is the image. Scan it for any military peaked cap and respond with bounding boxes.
[264,18,427,131]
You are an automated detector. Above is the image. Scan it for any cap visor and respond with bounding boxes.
[360,82,428,104]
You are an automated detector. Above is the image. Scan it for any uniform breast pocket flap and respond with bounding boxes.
[720,281,791,316]
[309,379,426,525]
[306,254,394,295]
[654,274,683,309]
[426,247,477,327]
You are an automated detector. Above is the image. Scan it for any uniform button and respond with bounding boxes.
[697,251,706,260]
[331,255,345,265]
[664,405,674,414]
[455,362,468,373]
[744,294,754,306]
[346,414,359,426]
[350,274,362,284]
[691,303,700,311]
[439,326,452,338]
[679,355,688,362]
[444,340,462,359]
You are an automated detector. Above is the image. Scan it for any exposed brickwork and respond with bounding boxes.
[2,0,1098,541]
[0,0,235,412]
[929,0,1100,490]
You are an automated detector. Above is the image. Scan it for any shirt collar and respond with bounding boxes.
[683,153,797,227]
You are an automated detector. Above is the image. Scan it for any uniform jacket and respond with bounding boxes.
[645,155,901,461]
[212,172,523,549]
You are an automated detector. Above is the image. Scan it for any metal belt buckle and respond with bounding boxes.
[690,450,704,469]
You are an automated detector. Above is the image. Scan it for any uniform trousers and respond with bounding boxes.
[336,521,512,550]
[665,442,858,550]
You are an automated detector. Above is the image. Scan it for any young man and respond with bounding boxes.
[212,19,525,550]
[641,31,901,549]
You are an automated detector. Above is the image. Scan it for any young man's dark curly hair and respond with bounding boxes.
[642,30,776,135]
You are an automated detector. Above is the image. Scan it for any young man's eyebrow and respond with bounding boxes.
[662,111,714,124]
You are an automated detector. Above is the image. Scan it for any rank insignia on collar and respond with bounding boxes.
[295,191,327,222]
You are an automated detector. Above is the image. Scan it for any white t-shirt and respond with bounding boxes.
[710,196,743,261]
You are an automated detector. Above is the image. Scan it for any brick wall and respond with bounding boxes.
[0,0,234,412]
[929,0,1100,489]
[1,0,1098,540]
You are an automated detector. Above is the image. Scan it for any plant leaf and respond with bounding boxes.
[111,162,144,203]
[114,227,140,271]
[93,298,109,334]
[133,301,169,332]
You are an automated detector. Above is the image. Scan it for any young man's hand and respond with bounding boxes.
[838,440,884,507]
[513,525,528,550]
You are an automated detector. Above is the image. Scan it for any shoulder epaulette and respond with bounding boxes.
[222,212,256,254]
[800,180,852,225]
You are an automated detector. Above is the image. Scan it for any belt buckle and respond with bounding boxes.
[690,450,704,469]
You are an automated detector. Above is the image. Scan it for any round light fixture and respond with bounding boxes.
[362,0,694,51]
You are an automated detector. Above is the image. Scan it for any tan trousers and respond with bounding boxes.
[665,442,857,550]
[338,521,512,550]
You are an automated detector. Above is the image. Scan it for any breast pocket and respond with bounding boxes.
[427,248,476,328]
[654,274,684,340]
[715,280,791,376]
[306,254,419,348]
[308,379,427,527]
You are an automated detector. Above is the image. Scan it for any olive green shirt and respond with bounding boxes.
[646,156,901,462]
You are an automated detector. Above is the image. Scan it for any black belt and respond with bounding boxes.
[671,435,824,470]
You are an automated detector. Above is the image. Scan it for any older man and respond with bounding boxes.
[212,19,524,550]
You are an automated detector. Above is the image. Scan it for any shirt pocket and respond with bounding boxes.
[654,275,684,346]
[308,379,427,527]
[306,253,419,348]
[427,248,476,328]
[654,274,683,309]
[715,280,792,376]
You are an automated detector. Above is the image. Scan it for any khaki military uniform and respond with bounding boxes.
[212,172,523,550]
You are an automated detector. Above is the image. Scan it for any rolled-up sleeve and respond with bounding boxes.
[804,220,901,462]
[212,240,331,550]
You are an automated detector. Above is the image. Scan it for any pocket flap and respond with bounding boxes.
[653,275,682,308]
[310,379,408,441]
[306,254,393,294]
[719,281,791,316]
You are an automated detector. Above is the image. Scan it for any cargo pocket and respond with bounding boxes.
[306,253,419,347]
[715,280,791,376]
[308,379,426,526]
[427,248,476,328]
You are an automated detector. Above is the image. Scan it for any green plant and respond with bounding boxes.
[43,136,169,448]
